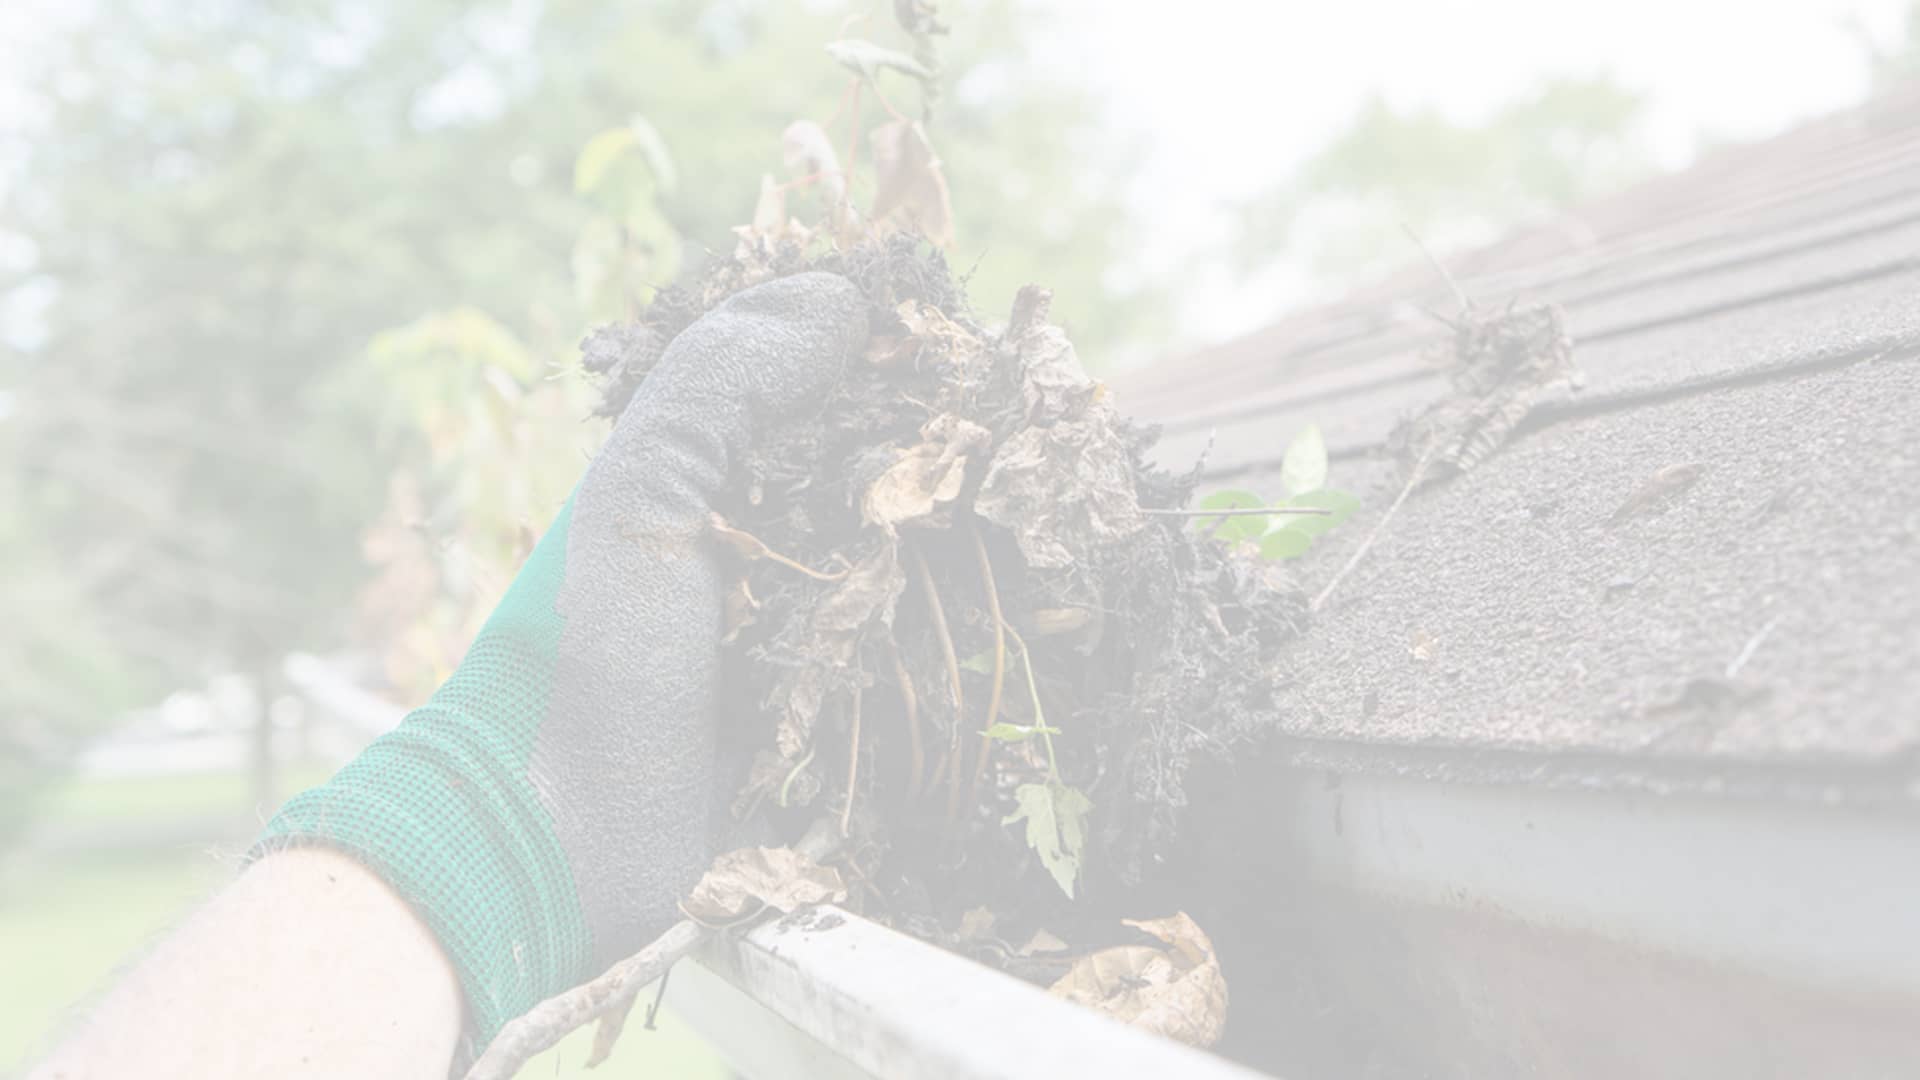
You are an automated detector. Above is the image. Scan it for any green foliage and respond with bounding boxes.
[1279,422,1328,497]
[1193,426,1360,561]
[1237,76,1649,278]
[1003,780,1093,899]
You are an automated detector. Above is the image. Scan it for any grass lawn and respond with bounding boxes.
[2,772,730,1078]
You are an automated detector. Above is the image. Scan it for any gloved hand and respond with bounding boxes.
[253,272,868,1056]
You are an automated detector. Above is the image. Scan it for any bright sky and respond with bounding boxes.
[1041,0,1911,348]
[3,0,1911,350]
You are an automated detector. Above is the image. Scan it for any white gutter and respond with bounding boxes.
[1285,769,1920,996]
[670,905,1271,1080]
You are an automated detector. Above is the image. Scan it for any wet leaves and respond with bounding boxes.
[680,846,848,928]
[862,415,992,528]
[976,414,1146,569]
[1049,911,1229,1048]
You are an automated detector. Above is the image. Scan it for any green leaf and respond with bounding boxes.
[959,651,995,674]
[1259,527,1314,560]
[1003,781,1094,898]
[574,128,639,196]
[1281,424,1328,497]
[574,117,678,216]
[1192,489,1270,542]
[982,722,1061,742]
[1280,488,1361,538]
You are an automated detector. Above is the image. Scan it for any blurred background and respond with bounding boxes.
[0,0,1914,1073]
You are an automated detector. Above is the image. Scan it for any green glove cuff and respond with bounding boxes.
[251,499,592,1050]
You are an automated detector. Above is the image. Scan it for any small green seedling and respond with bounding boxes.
[1193,425,1360,560]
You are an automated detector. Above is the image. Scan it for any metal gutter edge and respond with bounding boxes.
[1240,762,1920,1078]
[669,905,1271,1080]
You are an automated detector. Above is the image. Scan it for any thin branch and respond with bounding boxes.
[961,523,1006,820]
[1142,506,1332,519]
[462,920,709,1080]
[1003,625,1058,778]
[840,687,864,837]
[1311,452,1432,613]
[465,824,843,1080]
[911,547,965,805]
[887,639,927,798]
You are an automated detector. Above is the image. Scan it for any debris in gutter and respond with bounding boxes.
[562,228,1290,1057]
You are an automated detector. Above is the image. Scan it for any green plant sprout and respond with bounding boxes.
[1193,424,1360,560]
[970,627,1092,899]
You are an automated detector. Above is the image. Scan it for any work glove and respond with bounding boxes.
[253,272,869,1055]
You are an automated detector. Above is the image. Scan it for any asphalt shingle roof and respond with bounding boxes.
[1116,86,1920,790]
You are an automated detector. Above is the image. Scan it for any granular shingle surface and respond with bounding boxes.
[1117,88,1920,784]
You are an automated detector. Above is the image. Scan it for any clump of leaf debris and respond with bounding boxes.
[585,235,1310,966]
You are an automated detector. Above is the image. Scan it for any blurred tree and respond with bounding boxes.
[0,0,1157,837]
[1858,1,1920,87]
[1234,76,1649,279]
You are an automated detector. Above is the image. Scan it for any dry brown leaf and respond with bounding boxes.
[680,846,848,928]
[1030,607,1092,635]
[955,906,998,942]
[1018,928,1070,956]
[1048,911,1228,1048]
[869,120,955,248]
[774,539,904,758]
[976,409,1145,569]
[862,414,993,528]
[1608,461,1707,526]
[750,172,786,234]
[722,577,759,645]
[782,120,845,204]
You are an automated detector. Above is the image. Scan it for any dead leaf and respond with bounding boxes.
[869,120,955,248]
[1049,911,1228,1048]
[862,414,993,527]
[977,410,1146,569]
[751,173,786,233]
[1030,608,1092,635]
[681,846,848,928]
[1608,462,1707,526]
[1391,302,1576,479]
[955,907,998,942]
[1018,928,1071,956]
[782,120,845,204]
[722,577,759,644]
[1410,629,1436,662]
[1005,288,1096,425]
[775,538,905,758]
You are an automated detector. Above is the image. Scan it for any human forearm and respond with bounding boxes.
[31,848,462,1079]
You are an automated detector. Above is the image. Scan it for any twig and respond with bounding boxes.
[1142,506,1333,518]
[911,548,966,802]
[465,824,844,1080]
[586,963,670,1066]
[1004,626,1059,777]
[1403,222,1469,313]
[960,523,1006,820]
[462,920,709,1080]
[840,687,863,837]
[1725,614,1783,679]
[1311,452,1432,613]
[887,639,927,797]
[760,548,850,582]
[778,747,816,808]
